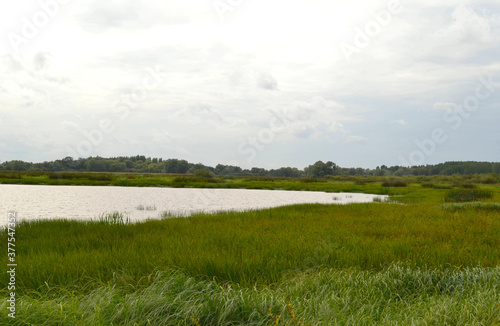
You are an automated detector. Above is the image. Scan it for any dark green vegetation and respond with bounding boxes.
[444,188,494,202]
[2,155,500,177]
[1,178,499,325]
[1,170,499,194]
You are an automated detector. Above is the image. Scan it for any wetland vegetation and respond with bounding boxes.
[0,172,499,325]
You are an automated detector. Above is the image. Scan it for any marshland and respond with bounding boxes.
[1,171,499,325]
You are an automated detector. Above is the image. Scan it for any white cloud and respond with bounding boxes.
[429,5,500,59]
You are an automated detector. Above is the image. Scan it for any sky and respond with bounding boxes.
[1,0,499,170]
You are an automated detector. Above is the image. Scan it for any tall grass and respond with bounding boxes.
[95,212,130,225]
[1,264,498,325]
[440,202,500,212]
[1,197,499,295]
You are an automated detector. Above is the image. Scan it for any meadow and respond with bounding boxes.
[0,175,499,325]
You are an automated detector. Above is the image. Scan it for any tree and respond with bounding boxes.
[305,161,338,178]
[194,169,214,178]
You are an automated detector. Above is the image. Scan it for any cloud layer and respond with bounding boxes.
[0,0,499,168]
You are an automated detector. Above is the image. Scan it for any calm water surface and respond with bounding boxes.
[0,185,387,226]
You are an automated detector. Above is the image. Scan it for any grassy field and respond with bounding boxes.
[0,177,499,325]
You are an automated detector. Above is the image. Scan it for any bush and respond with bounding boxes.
[382,180,407,187]
[48,172,113,181]
[444,188,494,203]
[194,169,214,179]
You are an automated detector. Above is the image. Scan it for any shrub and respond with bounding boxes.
[300,178,321,183]
[194,169,214,179]
[382,180,407,187]
[444,188,494,203]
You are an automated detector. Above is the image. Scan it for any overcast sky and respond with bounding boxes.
[1,0,499,169]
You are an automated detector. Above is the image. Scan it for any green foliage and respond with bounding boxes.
[1,156,500,180]
[444,188,494,202]
[381,180,407,187]
[304,160,338,178]
[193,169,214,179]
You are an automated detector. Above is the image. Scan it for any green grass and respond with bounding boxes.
[1,265,498,325]
[440,202,500,212]
[0,181,499,324]
[95,212,130,225]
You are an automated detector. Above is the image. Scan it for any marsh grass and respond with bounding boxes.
[440,202,500,212]
[444,188,494,202]
[2,193,499,296]
[0,181,498,325]
[1,264,498,325]
[95,212,130,225]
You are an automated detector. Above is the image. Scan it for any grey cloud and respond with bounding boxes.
[33,52,53,70]
[0,54,24,73]
[257,73,278,90]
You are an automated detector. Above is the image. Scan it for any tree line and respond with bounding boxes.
[0,156,499,178]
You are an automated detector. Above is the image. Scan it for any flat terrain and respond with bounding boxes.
[0,174,499,325]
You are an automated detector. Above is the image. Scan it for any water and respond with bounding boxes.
[0,185,387,226]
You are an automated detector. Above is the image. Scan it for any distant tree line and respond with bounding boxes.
[0,156,499,178]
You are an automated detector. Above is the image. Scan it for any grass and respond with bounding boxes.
[95,212,130,225]
[440,202,500,212]
[0,265,498,325]
[0,179,499,324]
